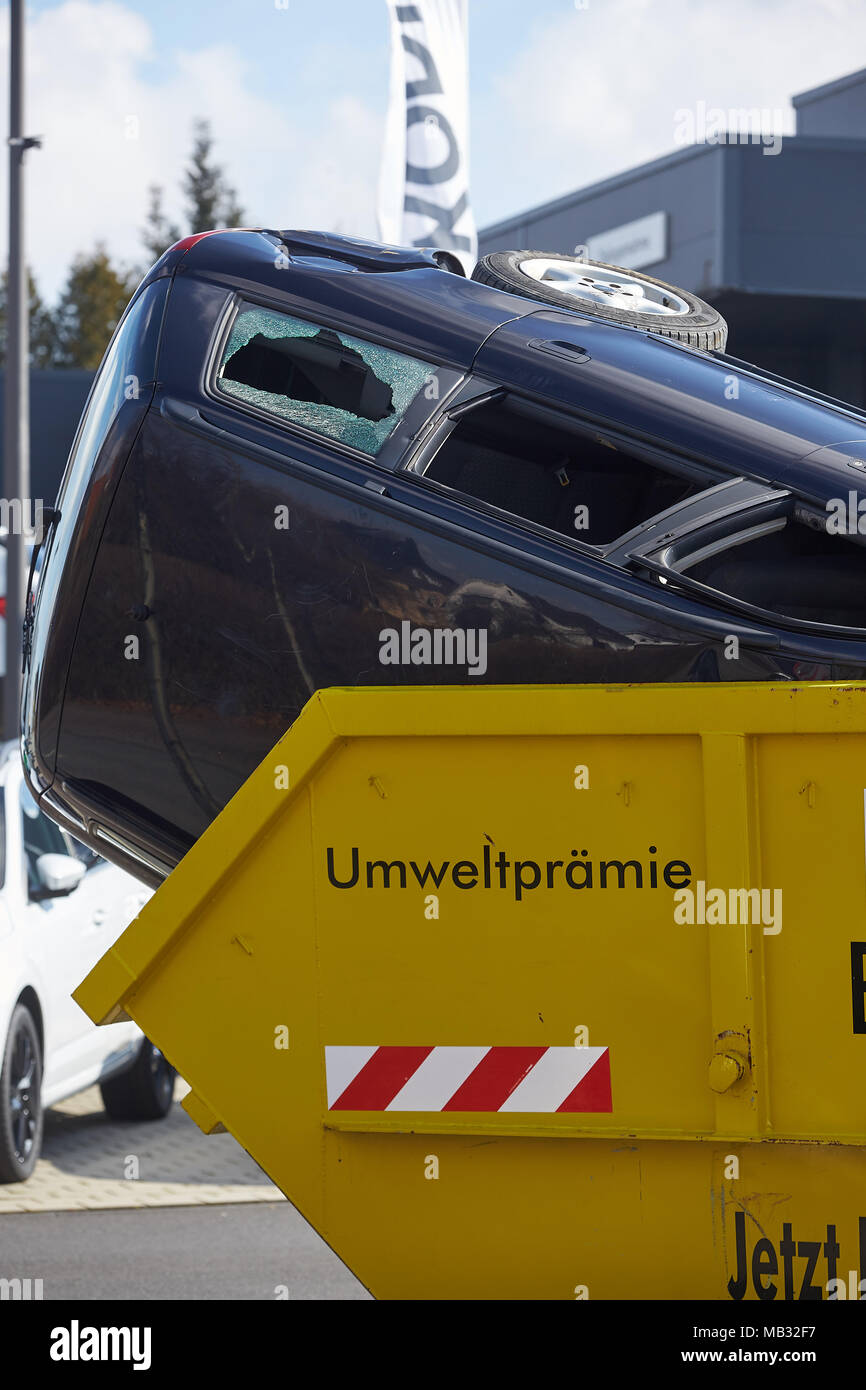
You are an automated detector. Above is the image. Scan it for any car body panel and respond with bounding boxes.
[172,231,523,369]
[474,309,866,505]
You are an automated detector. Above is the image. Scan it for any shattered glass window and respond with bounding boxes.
[215,304,434,454]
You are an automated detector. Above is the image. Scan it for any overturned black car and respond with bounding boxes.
[21,230,866,885]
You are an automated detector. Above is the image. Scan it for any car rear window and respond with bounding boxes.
[215,304,434,454]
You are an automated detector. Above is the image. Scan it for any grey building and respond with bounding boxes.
[0,368,93,507]
[478,68,866,407]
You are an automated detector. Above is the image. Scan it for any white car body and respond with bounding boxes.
[0,743,151,1108]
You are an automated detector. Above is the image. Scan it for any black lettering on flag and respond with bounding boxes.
[401,35,443,100]
[405,192,472,251]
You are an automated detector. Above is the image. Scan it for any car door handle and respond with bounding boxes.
[527,339,591,365]
[160,396,208,428]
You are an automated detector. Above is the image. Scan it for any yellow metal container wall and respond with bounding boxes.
[75,684,866,1300]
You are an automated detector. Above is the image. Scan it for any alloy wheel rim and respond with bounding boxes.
[520,257,691,316]
[149,1045,173,1104]
[9,1029,37,1164]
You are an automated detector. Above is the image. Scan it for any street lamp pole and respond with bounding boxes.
[4,0,39,742]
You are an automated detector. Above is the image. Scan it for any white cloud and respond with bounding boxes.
[2,0,866,297]
[0,0,384,300]
[474,0,866,226]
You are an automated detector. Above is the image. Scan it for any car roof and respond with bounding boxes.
[147,228,535,371]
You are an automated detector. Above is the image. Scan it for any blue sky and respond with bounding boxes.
[6,0,866,298]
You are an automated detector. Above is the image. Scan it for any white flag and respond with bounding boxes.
[378,0,477,274]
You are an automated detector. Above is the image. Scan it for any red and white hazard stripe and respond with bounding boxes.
[325,1045,612,1113]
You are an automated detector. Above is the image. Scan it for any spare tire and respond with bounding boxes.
[471,250,727,352]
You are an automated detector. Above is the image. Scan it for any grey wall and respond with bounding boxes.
[794,69,866,138]
[727,139,866,298]
[0,369,93,506]
[479,138,866,304]
[478,144,724,293]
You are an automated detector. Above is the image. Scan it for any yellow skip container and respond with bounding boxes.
[75,683,866,1299]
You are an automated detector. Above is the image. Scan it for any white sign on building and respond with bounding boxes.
[585,212,668,270]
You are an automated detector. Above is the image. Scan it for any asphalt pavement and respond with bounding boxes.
[0,1082,370,1299]
[0,1204,369,1299]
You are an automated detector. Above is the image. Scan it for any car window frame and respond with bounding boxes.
[406,393,866,639]
[402,385,725,562]
[627,491,866,639]
[203,292,462,472]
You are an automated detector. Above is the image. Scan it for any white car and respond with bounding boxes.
[0,742,175,1182]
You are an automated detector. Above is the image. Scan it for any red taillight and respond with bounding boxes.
[168,228,258,255]
[0,596,6,618]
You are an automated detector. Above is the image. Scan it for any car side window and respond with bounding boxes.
[642,505,866,630]
[20,783,74,898]
[417,395,703,546]
[215,303,435,455]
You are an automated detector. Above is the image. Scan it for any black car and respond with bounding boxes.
[21,230,866,885]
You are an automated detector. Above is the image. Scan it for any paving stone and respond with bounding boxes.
[0,1082,282,1213]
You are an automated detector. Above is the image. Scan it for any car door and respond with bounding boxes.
[470,307,866,486]
[17,776,98,1095]
[18,777,145,1093]
[400,375,866,671]
[59,848,148,1086]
